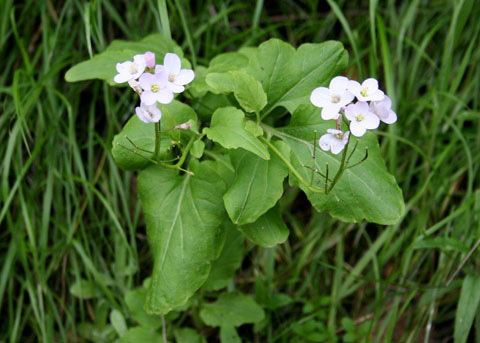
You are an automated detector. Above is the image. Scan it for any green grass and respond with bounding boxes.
[1,0,480,341]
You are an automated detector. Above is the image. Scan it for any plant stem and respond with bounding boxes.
[154,121,161,162]
[327,137,350,193]
[260,137,325,194]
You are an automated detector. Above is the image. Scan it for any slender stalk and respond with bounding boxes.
[154,121,161,162]
[327,138,350,193]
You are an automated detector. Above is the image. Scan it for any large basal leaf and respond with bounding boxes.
[203,107,269,160]
[250,39,348,114]
[65,34,183,84]
[203,221,244,291]
[277,105,404,225]
[223,145,288,225]
[137,160,228,314]
[111,101,197,171]
[238,205,289,247]
[199,292,265,328]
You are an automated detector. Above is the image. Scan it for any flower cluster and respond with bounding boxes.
[310,76,396,154]
[114,52,195,123]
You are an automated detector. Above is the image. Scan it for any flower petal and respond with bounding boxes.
[114,73,131,83]
[329,76,349,92]
[350,122,367,137]
[167,82,185,93]
[310,87,331,108]
[347,80,361,96]
[139,73,156,90]
[330,140,346,155]
[321,105,341,120]
[339,90,355,106]
[164,53,181,75]
[140,91,157,106]
[383,110,397,124]
[362,78,378,90]
[155,89,174,104]
[319,134,333,152]
[369,89,385,101]
[363,112,380,129]
[176,69,195,85]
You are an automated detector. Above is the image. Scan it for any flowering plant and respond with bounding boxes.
[66,34,404,321]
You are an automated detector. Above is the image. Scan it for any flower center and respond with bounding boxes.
[355,114,364,122]
[151,84,159,93]
[334,132,344,139]
[168,74,176,82]
[331,95,341,103]
[360,88,368,97]
[129,64,138,74]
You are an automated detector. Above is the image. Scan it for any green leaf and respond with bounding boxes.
[220,326,241,343]
[203,107,269,160]
[200,292,265,327]
[223,143,288,224]
[454,274,480,343]
[174,327,205,343]
[125,288,161,329]
[119,327,162,343]
[111,101,197,171]
[205,72,235,94]
[111,116,155,171]
[208,52,249,73]
[191,140,205,159]
[239,206,289,247]
[70,279,100,299]
[278,105,404,225]
[138,160,228,314]
[206,71,267,113]
[65,34,182,84]
[252,39,348,113]
[204,222,244,291]
[230,71,267,113]
[110,309,127,337]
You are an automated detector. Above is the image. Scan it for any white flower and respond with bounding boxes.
[310,76,355,120]
[155,53,195,93]
[128,79,142,94]
[135,102,162,123]
[344,101,380,137]
[114,55,146,83]
[143,51,156,68]
[370,95,397,124]
[319,129,350,155]
[348,78,385,102]
[138,70,174,105]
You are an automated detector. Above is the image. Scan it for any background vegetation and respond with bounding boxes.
[1,0,479,341]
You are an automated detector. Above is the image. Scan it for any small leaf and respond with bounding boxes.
[111,116,155,171]
[208,52,249,73]
[119,327,162,343]
[203,107,269,160]
[174,327,205,343]
[454,274,480,343]
[244,120,263,137]
[199,292,265,328]
[191,140,205,159]
[239,206,289,247]
[138,160,228,314]
[223,142,288,224]
[205,73,235,94]
[220,326,241,343]
[230,71,267,113]
[110,309,127,337]
[124,288,161,329]
[70,279,100,299]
